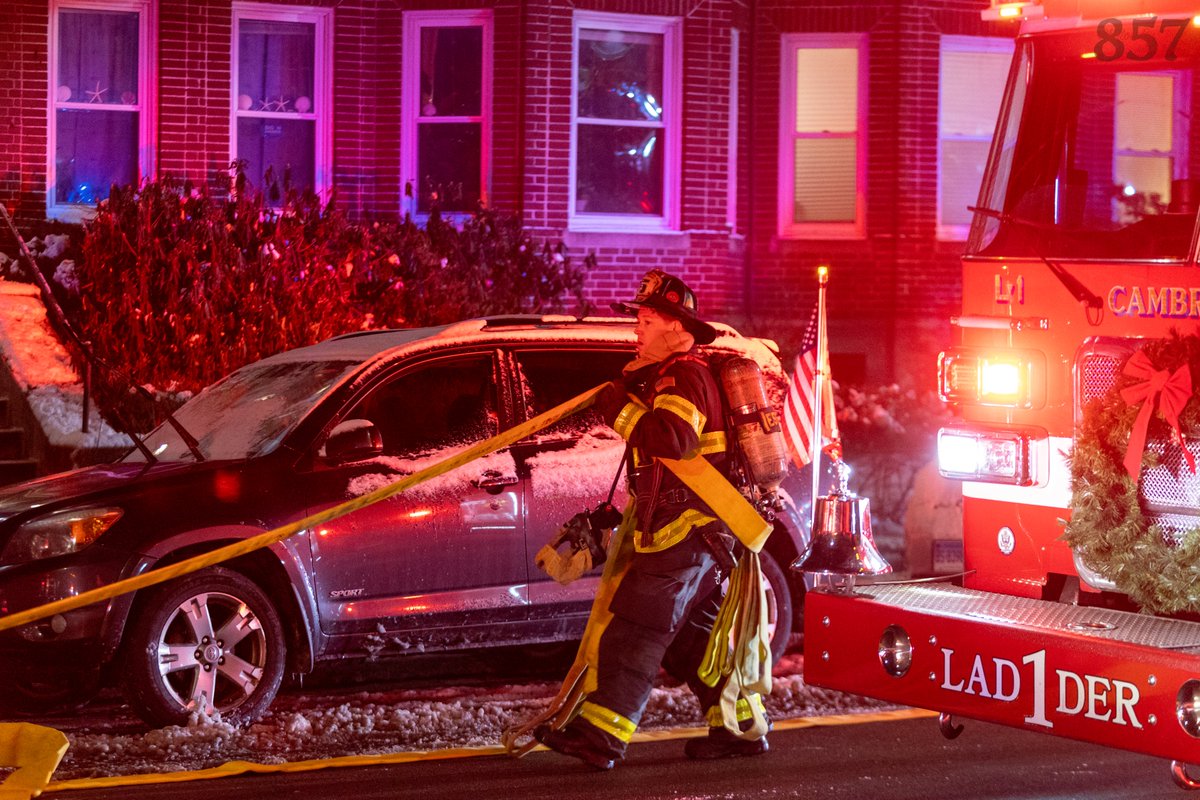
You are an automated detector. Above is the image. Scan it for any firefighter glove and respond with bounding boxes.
[595,380,629,425]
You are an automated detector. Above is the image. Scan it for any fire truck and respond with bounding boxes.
[802,0,1200,788]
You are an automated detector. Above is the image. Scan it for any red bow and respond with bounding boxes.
[1120,351,1195,481]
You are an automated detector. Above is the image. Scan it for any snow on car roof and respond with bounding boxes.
[252,316,783,374]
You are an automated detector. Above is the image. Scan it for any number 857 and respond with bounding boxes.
[1095,17,1189,62]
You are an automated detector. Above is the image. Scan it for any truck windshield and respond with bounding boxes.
[968,24,1200,261]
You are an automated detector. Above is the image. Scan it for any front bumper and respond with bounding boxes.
[805,582,1200,763]
[0,556,129,657]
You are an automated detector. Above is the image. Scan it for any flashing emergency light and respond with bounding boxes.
[938,349,1038,407]
[981,1,1044,21]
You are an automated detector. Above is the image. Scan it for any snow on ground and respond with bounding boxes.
[38,650,894,781]
[0,280,128,448]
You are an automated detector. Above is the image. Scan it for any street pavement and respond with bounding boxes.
[43,713,1178,800]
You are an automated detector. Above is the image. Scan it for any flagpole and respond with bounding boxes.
[811,265,829,524]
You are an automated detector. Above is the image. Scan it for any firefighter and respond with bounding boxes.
[535,269,770,770]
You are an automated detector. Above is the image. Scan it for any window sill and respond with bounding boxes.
[47,204,98,225]
[777,221,865,241]
[936,224,969,242]
[564,229,691,251]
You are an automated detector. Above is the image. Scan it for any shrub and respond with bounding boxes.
[46,177,590,431]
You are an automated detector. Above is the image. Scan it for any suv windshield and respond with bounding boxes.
[969,24,1200,261]
[125,359,360,462]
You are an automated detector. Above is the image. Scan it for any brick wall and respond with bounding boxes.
[158,0,233,191]
[1,1,50,227]
[745,0,1013,386]
[0,0,1019,387]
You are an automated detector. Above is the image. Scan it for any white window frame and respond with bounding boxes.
[401,9,493,220]
[570,11,682,234]
[937,35,1014,241]
[230,2,333,201]
[778,33,867,240]
[47,0,155,222]
[728,28,740,233]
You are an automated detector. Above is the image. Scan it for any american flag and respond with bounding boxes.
[782,307,839,469]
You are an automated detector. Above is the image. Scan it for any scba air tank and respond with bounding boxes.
[719,357,789,494]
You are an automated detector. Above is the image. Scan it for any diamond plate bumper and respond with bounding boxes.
[805,582,1200,762]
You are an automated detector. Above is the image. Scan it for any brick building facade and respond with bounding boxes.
[0,0,1014,386]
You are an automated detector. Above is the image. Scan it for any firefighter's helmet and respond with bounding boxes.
[612,269,718,345]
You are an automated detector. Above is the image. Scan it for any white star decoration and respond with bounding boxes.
[85,82,107,103]
[256,97,290,112]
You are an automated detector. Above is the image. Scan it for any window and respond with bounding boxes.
[779,34,866,239]
[48,0,154,219]
[571,12,682,232]
[938,36,1013,239]
[232,3,331,200]
[402,10,493,216]
[348,356,498,457]
[515,349,632,438]
[1114,71,1190,222]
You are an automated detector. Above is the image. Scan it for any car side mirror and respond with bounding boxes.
[324,419,383,463]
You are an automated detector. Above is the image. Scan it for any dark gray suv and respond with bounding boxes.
[0,316,816,727]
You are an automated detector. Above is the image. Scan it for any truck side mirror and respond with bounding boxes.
[323,419,383,463]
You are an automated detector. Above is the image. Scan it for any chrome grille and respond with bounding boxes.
[1079,352,1121,408]
[1147,512,1199,548]
[1076,340,1200,549]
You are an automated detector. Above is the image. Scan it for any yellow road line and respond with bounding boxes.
[44,708,938,793]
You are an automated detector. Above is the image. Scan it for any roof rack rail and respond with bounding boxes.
[479,314,634,328]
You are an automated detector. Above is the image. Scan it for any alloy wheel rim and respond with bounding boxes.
[154,590,268,715]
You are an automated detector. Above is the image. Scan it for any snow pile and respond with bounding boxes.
[46,652,894,780]
[0,282,77,389]
[0,281,128,448]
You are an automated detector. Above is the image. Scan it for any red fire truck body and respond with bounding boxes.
[804,0,1200,777]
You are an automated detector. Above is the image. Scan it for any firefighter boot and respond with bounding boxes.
[534,723,618,771]
[684,726,769,760]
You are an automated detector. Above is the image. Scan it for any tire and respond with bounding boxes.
[121,567,286,727]
[759,549,794,664]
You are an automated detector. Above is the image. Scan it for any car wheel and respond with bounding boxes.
[122,567,286,727]
[759,549,794,664]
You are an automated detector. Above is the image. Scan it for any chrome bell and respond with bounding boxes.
[792,461,892,585]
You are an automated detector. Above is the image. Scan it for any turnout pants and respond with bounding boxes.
[567,527,731,760]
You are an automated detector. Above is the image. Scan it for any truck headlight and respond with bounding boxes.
[1,507,123,563]
[938,425,1040,485]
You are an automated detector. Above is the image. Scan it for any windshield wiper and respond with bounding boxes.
[968,205,1104,313]
[127,383,206,462]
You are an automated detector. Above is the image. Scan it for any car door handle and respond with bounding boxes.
[473,470,518,493]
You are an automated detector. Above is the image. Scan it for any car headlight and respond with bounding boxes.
[1,507,123,563]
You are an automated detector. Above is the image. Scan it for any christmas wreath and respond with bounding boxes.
[1065,331,1200,614]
